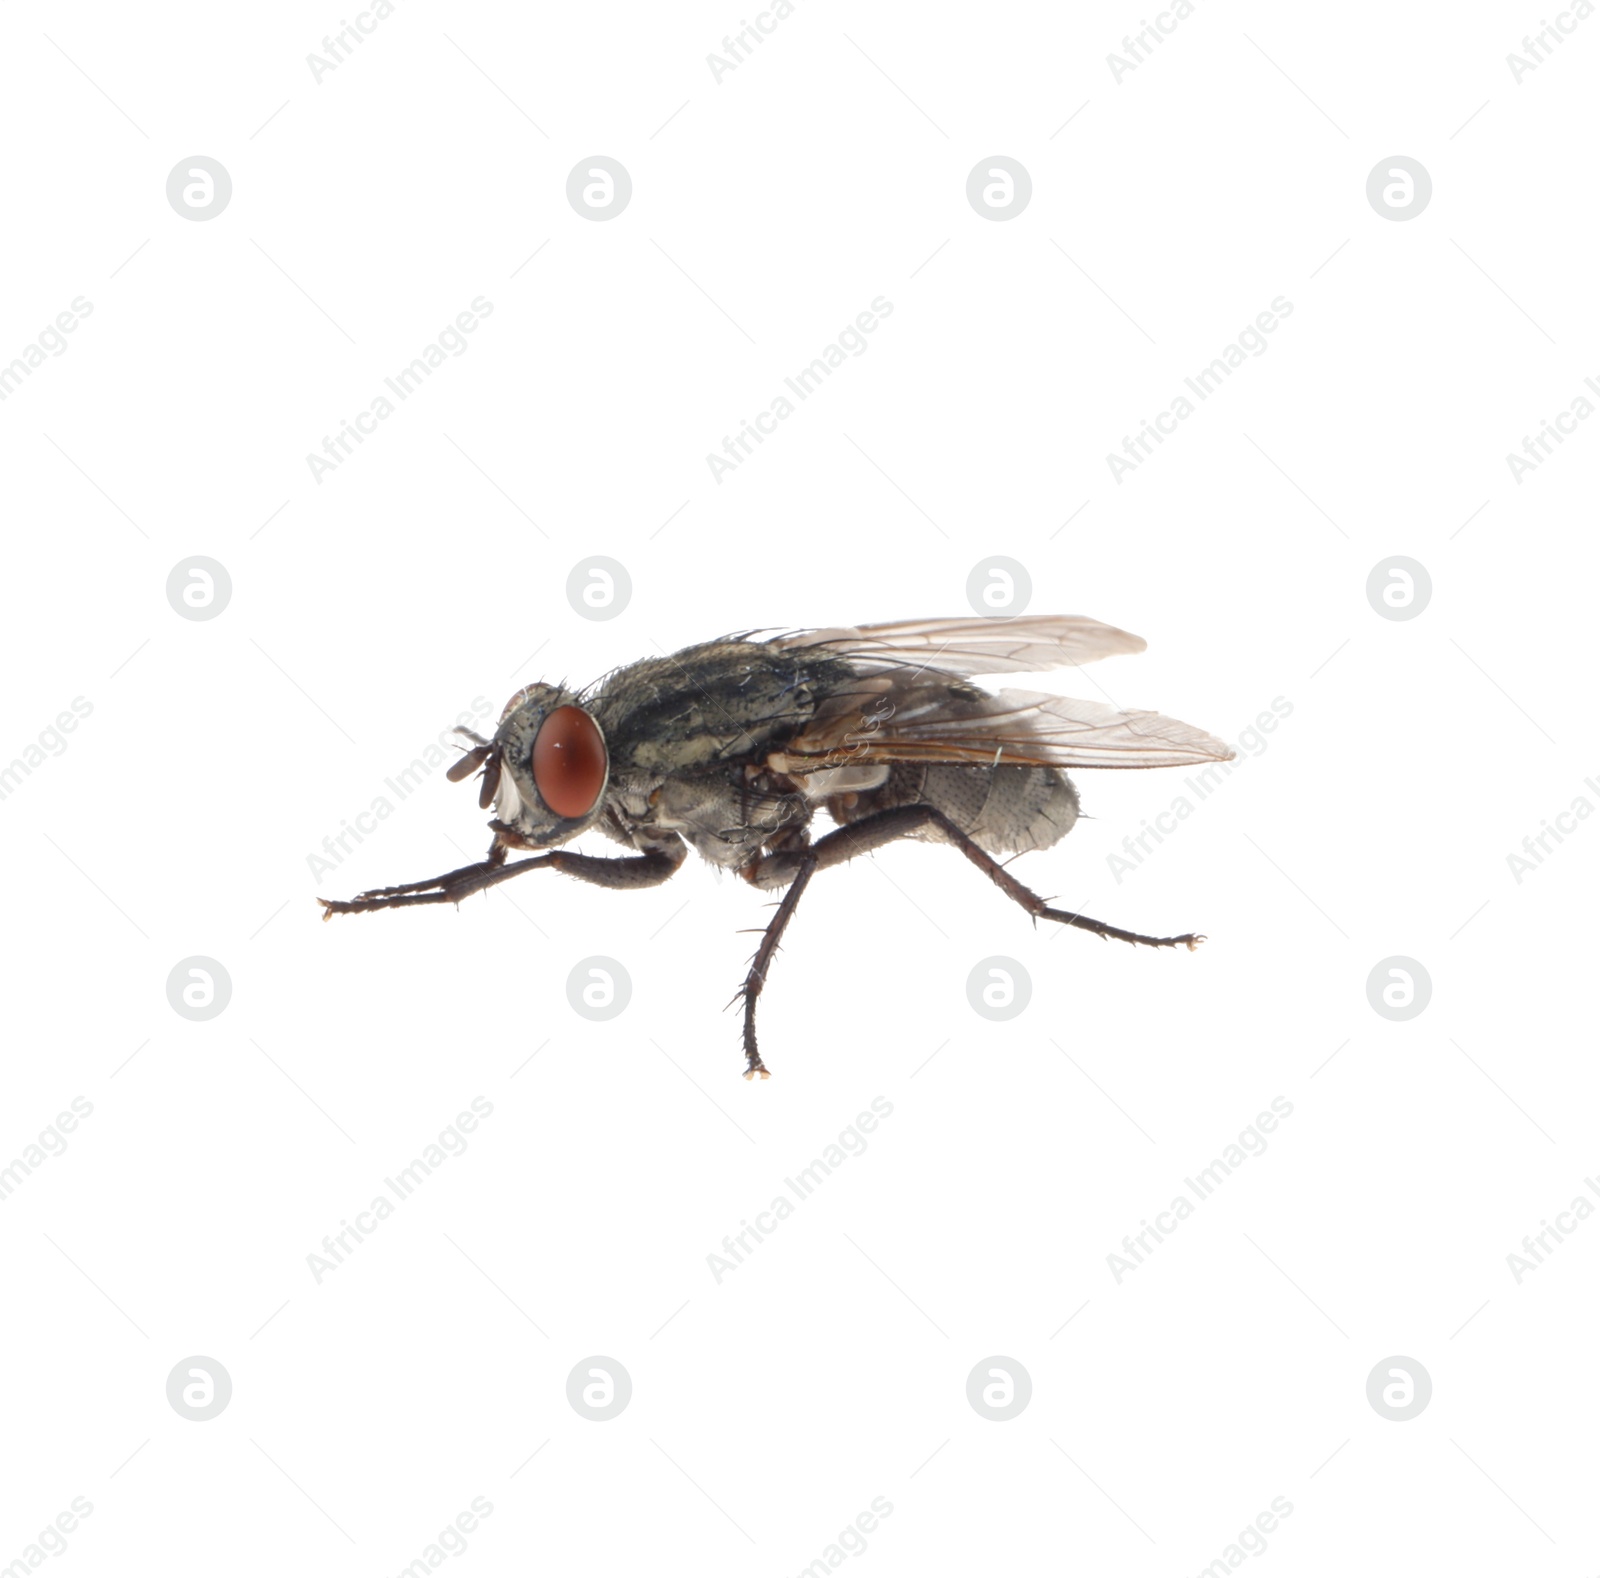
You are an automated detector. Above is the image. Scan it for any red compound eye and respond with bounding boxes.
[531,706,607,818]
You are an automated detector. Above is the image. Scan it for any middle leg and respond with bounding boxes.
[732,802,1204,1076]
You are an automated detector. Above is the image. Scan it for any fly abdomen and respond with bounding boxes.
[827,762,1079,856]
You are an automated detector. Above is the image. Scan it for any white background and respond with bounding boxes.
[2,2,1596,1574]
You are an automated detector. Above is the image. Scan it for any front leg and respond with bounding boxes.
[320,832,685,916]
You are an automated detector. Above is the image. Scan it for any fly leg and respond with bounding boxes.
[731,808,967,1080]
[320,854,553,914]
[736,814,958,1079]
[920,805,1203,947]
[810,802,1204,947]
[733,848,817,1081]
[731,803,1201,1070]
[320,834,686,916]
[324,825,515,906]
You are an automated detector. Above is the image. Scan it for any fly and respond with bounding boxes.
[320,616,1236,1079]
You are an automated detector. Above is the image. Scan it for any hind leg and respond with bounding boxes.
[733,802,1201,1079]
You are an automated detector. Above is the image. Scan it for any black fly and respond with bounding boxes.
[320,616,1235,1078]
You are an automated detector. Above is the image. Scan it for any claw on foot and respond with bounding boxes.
[742,1064,771,1081]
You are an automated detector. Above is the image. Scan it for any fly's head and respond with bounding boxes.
[448,683,610,847]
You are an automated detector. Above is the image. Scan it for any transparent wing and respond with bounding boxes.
[776,614,1146,675]
[769,674,1234,772]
